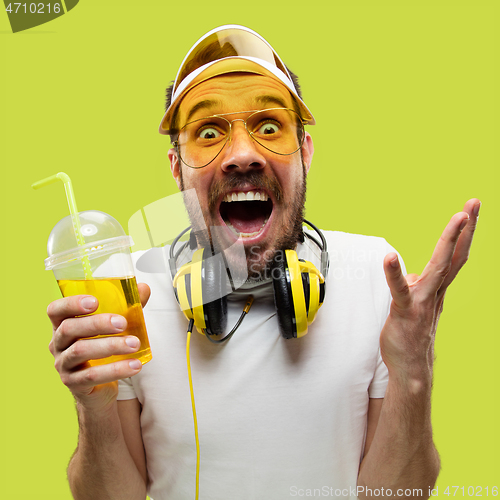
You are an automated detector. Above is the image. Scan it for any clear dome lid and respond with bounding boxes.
[45,210,133,271]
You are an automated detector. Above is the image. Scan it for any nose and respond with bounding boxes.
[219,121,266,173]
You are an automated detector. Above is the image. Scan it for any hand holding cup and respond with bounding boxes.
[47,283,151,411]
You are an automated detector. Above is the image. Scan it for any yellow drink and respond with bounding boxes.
[58,277,152,366]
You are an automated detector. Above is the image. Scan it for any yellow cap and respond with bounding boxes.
[159,25,315,135]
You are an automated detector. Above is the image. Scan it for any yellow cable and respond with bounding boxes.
[186,327,200,500]
[185,297,253,498]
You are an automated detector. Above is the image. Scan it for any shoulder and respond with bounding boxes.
[321,229,391,252]
[318,230,396,329]
[131,247,168,274]
[318,229,405,282]
[320,230,396,268]
[300,228,399,278]
[130,247,177,310]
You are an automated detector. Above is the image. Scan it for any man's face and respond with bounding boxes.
[168,73,314,281]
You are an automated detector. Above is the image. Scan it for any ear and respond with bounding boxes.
[301,132,314,175]
[168,148,182,190]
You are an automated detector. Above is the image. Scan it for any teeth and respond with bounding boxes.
[226,217,270,238]
[223,190,269,203]
[226,222,239,236]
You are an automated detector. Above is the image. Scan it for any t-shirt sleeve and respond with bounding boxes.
[368,348,389,398]
[117,377,137,400]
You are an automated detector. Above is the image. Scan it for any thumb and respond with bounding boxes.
[137,283,151,308]
[383,253,412,310]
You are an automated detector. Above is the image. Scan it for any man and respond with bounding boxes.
[47,25,480,499]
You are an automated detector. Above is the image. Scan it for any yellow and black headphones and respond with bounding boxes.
[169,219,329,341]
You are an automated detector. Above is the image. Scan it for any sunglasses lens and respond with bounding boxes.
[177,117,230,168]
[177,109,304,168]
[247,108,303,156]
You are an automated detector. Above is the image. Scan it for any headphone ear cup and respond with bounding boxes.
[272,253,296,339]
[202,251,228,336]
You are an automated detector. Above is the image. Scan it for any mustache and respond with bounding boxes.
[208,172,283,213]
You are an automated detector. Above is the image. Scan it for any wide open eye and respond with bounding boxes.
[258,122,280,135]
[199,127,221,140]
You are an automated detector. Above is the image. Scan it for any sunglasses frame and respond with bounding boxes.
[172,107,306,169]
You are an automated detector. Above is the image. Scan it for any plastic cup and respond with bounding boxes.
[45,210,152,367]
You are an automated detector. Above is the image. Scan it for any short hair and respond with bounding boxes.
[164,65,304,139]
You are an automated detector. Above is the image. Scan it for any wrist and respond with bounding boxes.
[386,365,433,396]
[74,382,119,415]
[383,373,434,442]
[76,396,118,417]
[383,347,434,390]
[75,399,122,442]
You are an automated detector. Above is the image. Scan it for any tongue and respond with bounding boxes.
[227,202,268,234]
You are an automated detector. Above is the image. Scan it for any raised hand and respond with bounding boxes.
[47,283,151,411]
[379,199,480,382]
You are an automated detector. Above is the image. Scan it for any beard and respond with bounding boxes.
[179,161,307,283]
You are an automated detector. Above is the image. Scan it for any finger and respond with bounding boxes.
[138,283,151,308]
[53,313,127,352]
[57,335,140,372]
[47,295,98,329]
[60,358,143,393]
[384,253,412,310]
[439,198,480,291]
[420,211,469,294]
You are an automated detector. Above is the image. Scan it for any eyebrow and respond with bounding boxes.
[186,99,223,122]
[184,94,290,124]
[255,95,289,109]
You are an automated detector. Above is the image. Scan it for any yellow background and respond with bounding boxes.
[1,1,498,498]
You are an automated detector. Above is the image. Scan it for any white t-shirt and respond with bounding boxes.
[118,230,401,500]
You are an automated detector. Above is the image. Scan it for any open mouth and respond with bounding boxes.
[219,190,274,239]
